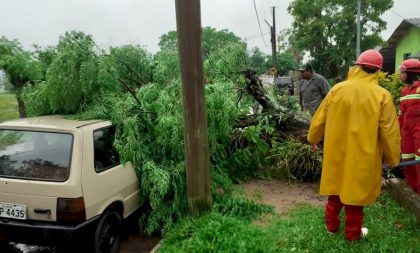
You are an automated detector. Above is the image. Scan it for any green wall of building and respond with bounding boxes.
[395,26,420,72]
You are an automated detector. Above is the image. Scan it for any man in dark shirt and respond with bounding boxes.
[297,64,330,114]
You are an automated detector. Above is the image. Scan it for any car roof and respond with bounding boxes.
[0,115,107,131]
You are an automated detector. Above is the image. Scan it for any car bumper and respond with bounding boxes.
[0,215,100,246]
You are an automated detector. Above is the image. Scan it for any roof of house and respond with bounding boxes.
[380,18,420,60]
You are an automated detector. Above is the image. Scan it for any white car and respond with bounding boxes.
[0,116,140,253]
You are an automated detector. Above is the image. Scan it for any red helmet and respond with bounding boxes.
[399,59,420,73]
[355,49,383,69]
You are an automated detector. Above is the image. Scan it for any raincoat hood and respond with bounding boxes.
[346,65,379,84]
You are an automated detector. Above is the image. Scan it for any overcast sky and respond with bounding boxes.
[0,0,418,55]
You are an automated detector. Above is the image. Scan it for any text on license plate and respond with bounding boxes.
[0,202,26,220]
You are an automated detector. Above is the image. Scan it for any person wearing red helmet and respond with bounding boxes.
[398,58,420,194]
[308,49,400,241]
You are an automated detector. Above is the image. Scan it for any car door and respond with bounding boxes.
[81,123,140,220]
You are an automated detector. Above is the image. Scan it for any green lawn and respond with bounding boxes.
[159,192,420,253]
[0,92,18,122]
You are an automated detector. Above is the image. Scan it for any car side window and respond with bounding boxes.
[93,126,120,173]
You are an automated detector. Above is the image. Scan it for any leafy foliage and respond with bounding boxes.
[73,79,253,233]
[152,49,180,83]
[266,138,322,182]
[44,31,100,114]
[288,0,393,78]
[0,37,43,117]
[249,47,268,75]
[379,71,404,107]
[205,43,249,84]
[158,27,246,58]
[0,37,43,86]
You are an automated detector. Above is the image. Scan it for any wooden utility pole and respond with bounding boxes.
[265,6,277,77]
[271,6,277,74]
[175,0,211,215]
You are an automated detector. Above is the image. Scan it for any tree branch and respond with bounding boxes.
[117,59,145,86]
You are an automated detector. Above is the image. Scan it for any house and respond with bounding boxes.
[380,18,420,74]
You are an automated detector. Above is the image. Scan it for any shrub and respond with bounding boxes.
[378,71,404,108]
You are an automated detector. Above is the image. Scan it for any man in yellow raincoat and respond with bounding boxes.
[307,49,401,241]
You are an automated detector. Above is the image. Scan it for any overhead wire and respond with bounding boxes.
[253,0,268,46]
[245,31,271,41]
[389,8,405,20]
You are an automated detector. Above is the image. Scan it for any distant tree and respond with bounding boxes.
[158,27,246,58]
[158,31,178,52]
[33,45,57,77]
[152,49,180,83]
[262,51,299,77]
[288,0,392,78]
[249,47,269,75]
[0,37,43,117]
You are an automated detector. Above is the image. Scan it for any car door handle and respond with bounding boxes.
[34,208,51,215]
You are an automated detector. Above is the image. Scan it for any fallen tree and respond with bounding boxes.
[21,33,320,234]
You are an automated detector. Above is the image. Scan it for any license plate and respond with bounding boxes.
[0,202,26,220]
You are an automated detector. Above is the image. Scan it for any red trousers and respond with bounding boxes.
[325,195,363,241]
[401,126,420,193]
[403,165,420,193]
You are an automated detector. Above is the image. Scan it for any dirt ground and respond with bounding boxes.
[241,179,327,214]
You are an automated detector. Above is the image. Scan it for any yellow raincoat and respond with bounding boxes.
[308,65,401,206]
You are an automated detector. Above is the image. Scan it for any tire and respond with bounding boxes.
[94,210,122,253]
[0,242,9,252]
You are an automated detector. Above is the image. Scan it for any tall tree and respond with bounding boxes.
[158,27,246,58]
[288,0,392,78]
[0,37,43,117]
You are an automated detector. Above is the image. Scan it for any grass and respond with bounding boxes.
[159,192,420,253]
[0,92,18,122]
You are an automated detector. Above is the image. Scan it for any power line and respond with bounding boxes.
[389,8,405,20]
[245,31,271,41]
[253,0,268,46]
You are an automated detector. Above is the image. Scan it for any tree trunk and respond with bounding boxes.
[11,78,27,118]
[242,69,310,130]
[16,92,26,118]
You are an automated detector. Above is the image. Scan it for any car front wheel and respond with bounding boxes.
[94,210,122,253]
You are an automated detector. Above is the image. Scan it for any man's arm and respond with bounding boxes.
[307,90,332,144]
[298,80,303,110]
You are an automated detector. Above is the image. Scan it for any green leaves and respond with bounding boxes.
[288,0,393,78]
[44,31,99,114]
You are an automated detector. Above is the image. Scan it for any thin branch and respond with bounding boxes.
[117,77,142,105]
[117,59,145,85]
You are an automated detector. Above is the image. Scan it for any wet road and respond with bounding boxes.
[3,234,160,253]
[2,219,161,253]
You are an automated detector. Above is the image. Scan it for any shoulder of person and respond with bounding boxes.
[314,73,327,81]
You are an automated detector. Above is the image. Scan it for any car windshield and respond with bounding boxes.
[0,130,73,181]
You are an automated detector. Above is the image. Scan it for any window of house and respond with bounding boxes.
[93,126,120,173]
[403,53,412,60]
